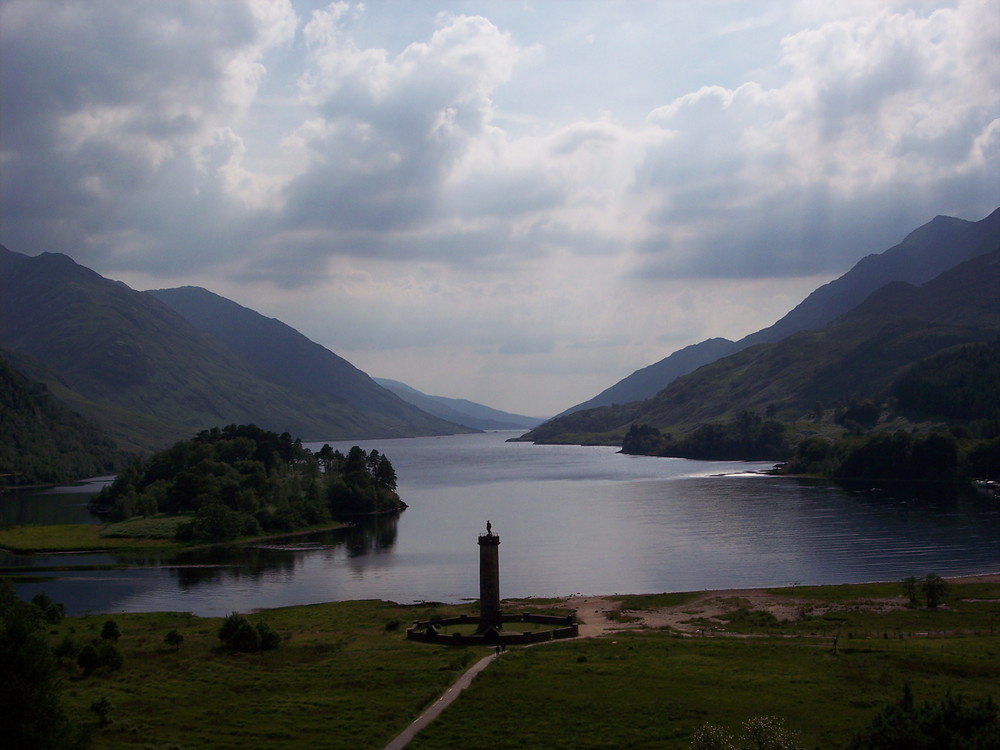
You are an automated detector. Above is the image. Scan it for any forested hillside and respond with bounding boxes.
[0,352,124,486]
[525,247,1000,458]
[558,208,999,416]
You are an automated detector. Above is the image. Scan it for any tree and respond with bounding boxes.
[376,455,398,491]
[31,592,64,624]
[0,582,86,749]
[164,630,184,651]
[100,619,121,642]
[77,644,101,677]
[219,613,260,652]
[97,642,124,672]
[847,683,999,749]
[920,573,948,609]
[218,613,280,652]
[902,576,920,606]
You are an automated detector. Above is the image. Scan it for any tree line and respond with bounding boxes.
[91,424,404,541]
[621,411,788,461]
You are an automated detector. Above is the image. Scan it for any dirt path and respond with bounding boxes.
[383,573,1000,747]
[559,573,1000,638]
[383,651,497,750]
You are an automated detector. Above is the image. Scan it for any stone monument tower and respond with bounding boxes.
[477,520,501,632]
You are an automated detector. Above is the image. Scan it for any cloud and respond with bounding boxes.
[0,0,295,265]
[631,0,999,278]
[1,0,997,413]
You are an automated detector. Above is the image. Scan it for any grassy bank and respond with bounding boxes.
[0,524,175,553]
[0,518,352,553]
[54,600,484,750]
[410,629,999,749]
[39,580,1000,749]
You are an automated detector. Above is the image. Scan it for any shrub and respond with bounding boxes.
[691,715,803,749]
[256,621,281,650]
[98,641,124,672]
[164,629,184,650]
[101,619,121,641]
[31,592,64,624]
[77,644,101,676]
[847,683,1000,749]
[54,634,79,663]
[218,613,280,652]
[219,613,260,652]
[921,573,948,609]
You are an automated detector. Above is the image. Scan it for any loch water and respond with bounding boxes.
[5,431,998,616]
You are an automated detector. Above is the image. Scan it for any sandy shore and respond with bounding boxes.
[536,573,1000,638]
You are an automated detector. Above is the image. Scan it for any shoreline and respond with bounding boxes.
[0,519,356,555]
[545,572,1000,638]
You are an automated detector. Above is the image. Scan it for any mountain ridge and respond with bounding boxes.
[0,246,471,450]
[558,208,1000,417]
[373,377,545,431]
[521,242,1000,445]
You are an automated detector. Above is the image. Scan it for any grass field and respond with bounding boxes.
[408,631,999,749]
[37,581,1000,749]
[0,523,177,553]
[0,519,352,553]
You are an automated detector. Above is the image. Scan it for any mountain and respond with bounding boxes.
[0,349,125,485]
[558,208,1000,416]
[523,246,1000,444]
[0,246,469,450]
[148,286,468,437]
[373,377,545,430]
[563,338,742,415]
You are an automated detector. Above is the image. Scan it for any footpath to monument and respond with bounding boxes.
[387,522,578,748]
[382,651,498,750]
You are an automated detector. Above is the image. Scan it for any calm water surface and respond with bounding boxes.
[6,432,998,615]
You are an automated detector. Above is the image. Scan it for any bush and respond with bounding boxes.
[691,715,803,749]
[219,613,260,652]
[77,640,124,675]
[847,683,999,749]
[98,641,124,672]
[218,613,280,652]
[902,573,949,608]
[164,629,184,650]
[31,592,65,624]
[101,619,121,641]
[256,621,281,651]
[77,644,101,676]
[54,634,79,663]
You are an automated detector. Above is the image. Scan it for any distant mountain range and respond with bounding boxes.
[522,208,1000,444]
[3,206,997,468]
[373,378,545,431]
[0,247,472,452]
[561,208,1000,416]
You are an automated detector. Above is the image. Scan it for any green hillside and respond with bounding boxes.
[0,246,469,454]
[0,351,125,486]
[523,248,1000,450]
[560,208,999,416]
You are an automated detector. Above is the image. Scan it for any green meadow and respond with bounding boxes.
[34,581,1000,749]
[0,518,352,553]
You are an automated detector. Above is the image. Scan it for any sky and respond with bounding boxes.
[1,1,997,417]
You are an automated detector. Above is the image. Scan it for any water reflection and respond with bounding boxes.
[0,477,109,525]
[163,515,401,589]
[7,433,999,616]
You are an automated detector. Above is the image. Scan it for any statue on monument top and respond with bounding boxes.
[486,520,492,535]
